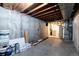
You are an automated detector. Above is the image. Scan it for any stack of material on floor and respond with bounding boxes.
[9,37,31,55]
[31,39,42,46]
[30,38,47,46]
[0,30,10,56]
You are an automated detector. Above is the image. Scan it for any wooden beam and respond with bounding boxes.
[31,5,57,16]
[26,3,48,14]
[37,11,61,18]
[40,15,61,20]
[37,13,62,20]
[37,16,62,22]
[35,10,63,20]
[40,14,60,19]
[12,3,20,10]
[41,14,62,19]
[35,9,59,17]
[29,3,57,15]
[22,3,43,13]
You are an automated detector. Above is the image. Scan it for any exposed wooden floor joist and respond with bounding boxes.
[0,3,63,22]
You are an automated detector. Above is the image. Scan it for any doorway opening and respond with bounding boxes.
[48,21,64,39]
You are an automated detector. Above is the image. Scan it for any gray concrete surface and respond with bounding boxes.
[73,10,79,54]
[0,7,46,42]
[14,37,78,56]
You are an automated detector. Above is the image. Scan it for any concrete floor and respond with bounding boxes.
[14,37,78,56]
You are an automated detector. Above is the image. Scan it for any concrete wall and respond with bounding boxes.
[0,7,46,42]
[73,10,79,53]
[40,24,48,39]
